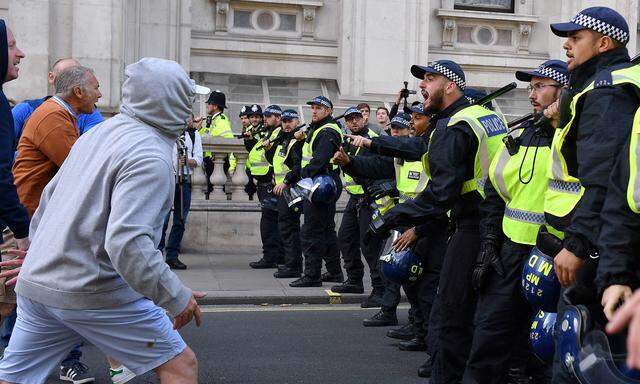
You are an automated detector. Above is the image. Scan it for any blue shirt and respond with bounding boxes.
[12,97,104,138]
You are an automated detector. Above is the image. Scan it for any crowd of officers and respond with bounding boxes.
[194,6,640,383]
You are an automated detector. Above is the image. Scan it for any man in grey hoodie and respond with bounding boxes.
[0,57,205,384]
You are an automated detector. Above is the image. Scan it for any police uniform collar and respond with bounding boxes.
[569,46,630,90]
[433,95,470,120]
[310,114,334,130]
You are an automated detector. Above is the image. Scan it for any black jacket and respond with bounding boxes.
[0,20,30,238]
[596,136,640,292]
[479,118,554,239]
[372,96,480,230]
[545,47,640,259]
[300,115,342,179]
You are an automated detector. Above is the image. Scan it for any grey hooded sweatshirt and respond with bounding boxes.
[15,58,195,315]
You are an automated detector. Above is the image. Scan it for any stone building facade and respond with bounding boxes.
[2,0,639,130]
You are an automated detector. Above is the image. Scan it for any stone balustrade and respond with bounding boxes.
[191,136,250,202]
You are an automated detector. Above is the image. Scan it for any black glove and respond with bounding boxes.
[471,234,505,292]
[367,181,399,200]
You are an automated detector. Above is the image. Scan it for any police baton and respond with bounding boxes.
[472,82,517,107]
[507,113,534,128]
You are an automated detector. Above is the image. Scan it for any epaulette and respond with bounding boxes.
[593,69,613,88]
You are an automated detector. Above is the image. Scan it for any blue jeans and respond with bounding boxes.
[159,182,192,261]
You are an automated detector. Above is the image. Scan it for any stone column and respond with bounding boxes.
[231,152,250,201]
[209,152,228,201]
[191,163,208,200]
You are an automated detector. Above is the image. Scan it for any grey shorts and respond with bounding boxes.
[0,296,187,383]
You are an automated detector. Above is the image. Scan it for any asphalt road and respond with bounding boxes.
[43,304,428,384]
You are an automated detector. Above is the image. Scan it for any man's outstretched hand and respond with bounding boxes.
[173,291,207,330]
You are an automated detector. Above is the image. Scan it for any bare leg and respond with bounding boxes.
[106,356,121,369]
[155,347,198,384]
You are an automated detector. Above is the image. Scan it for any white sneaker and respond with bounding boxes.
[109,365,136,384]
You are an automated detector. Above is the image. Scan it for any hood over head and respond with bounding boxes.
[0,20,8,87]
[119,57,195,138]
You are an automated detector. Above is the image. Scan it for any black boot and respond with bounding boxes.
[398,337,427,352]
[418,354,432,378]
[289,275,322,288]
[360,287,384,308]
[331,279,364,294]
[166,258,187,270]
[249,258,277,269]
[362,309,398,327]
[386,323,418,341]
[273,268,302,278]
[321,271,344,283]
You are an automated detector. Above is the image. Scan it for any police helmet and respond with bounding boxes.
[555,305,640,383]
[521,246,561,312]
[530,310,557,363]
[379,248,423,285]
[295,175,337,205]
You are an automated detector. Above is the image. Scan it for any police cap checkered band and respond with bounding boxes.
[536,65,568,86]
[430,61,466,90]
[551,7,630,44]
[344,107,362,117]
[281,109,299,120]
[306,96,333,109]
[264,105,282,116]
[571,12,629,43]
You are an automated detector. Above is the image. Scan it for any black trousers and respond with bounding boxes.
[462,240,536,384]
[337,195,385,288]
[403,222,448,343]
[257,183,284,264]
[277,195,302,272]
[431,224,480,384]
[301,179,342,279]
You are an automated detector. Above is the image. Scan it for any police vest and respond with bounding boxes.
[546,65,640,219]
[199,113,233,157]
[273,138,297,185]
[343,130,379,195]
[301,122,342,171]
[627,117,640,212]
[247,127,281,176]
[489,127,561,245]
[422,105,507,198]
[395,159,428,203]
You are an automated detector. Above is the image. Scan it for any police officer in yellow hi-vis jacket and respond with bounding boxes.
[462,59,568,384]
[290,96,344,288]
[540,6,640,383]
[247,105,285,269]
[199,90,235,198]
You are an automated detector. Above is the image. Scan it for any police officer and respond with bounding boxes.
[353,60,507,382]
[462,60,568,384]
[543,7,640,383]
[271,109,305,278]
[329,106,387,307]
[239,105,257,200]
[290,96,344,287]
[594,99,640,370]
[247,105,285,269]
[199,90,234,197]
[337,111,428,332]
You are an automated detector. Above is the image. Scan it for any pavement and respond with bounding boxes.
[45,304,427,384]
[173,250,389,306]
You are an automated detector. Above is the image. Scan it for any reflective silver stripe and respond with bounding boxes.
[505,206,546,225]
[399,193,414,202]
[477,177,486,193]
[548,179,582,194]
[456,115,491,182]
[302,156,313,163]
[633,131,640,212]
[492,143,514,201]
[251,161,270,168]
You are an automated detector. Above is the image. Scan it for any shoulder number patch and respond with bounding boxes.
[407,171,421,180]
